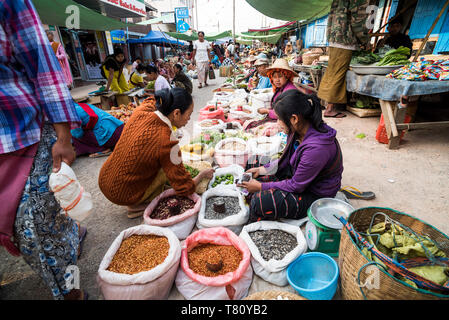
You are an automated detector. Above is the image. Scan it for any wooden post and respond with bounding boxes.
[413,0,449,62]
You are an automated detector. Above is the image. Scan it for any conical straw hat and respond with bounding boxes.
[266,58,298,77]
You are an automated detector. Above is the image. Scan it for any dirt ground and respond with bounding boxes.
[1,72,449,300]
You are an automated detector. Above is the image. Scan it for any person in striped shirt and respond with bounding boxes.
[0,0,87,300]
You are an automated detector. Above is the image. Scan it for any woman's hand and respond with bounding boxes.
[258,108,269,115]
[52,123,76,172]
[193,168,215,186]
[199,168,215,180]
[238,179,262,193]
[245,166,267,179]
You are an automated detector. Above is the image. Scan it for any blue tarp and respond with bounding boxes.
[346,70,449,101]
[128,31,187,45]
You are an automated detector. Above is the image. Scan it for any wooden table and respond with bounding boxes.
[346,70,449,149]
[293,64,326,93]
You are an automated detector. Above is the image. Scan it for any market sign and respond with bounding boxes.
[175,7,189,19]
[176,20,190,33]
[110,30,126,43]
[100,0,146,17]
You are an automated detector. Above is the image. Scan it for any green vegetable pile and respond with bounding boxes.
[184,164,199,178]
[354,95,378,109]
[376,46,411,66]
[146,80,155,89]
[351,51,380,65]
[211,174,234,188]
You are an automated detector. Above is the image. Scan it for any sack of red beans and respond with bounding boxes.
[143,189,201,240]
[175,227,253,300]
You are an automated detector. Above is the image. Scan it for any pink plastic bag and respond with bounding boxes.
[180,227,251,287]
[143,189,201,240]
[198,105,226,122]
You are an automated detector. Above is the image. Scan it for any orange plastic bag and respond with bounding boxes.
[376,114,411,144]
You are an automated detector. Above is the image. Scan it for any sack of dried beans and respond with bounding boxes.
[97,225,181,300]
[196,186,249,235]
[239,221,307,286]
[175,227,253,300]
[143,189,201,240]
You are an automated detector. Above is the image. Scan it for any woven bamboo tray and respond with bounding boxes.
[346,106,382,118]
[339,207,449,300]
[244,290,307,300]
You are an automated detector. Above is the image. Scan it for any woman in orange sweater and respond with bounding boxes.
[98,88,214,218]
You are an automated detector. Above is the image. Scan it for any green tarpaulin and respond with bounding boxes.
[164,30,233,41]
[245,0,332,21]
[32,0,133,31]
[237,32,284,44]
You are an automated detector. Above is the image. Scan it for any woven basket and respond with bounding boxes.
[244,290,307,300]
[302,54,320,65]
[339,207,449,300]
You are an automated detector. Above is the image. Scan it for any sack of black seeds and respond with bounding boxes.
[239,221,307,286]
[197,186,249,235]
[143,189,201,240]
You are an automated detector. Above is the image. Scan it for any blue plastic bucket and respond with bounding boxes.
[287,252,339,300]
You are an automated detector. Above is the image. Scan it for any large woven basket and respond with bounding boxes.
[244,290,307,300]
[302,53,321,65]
[339,207,449,300]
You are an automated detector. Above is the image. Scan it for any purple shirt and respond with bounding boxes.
[262,123,343,197]
[268,81,297,120]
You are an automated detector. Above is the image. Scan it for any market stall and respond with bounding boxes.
[346,59,449,149]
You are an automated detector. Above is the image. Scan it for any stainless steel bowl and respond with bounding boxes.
[309,198,355,230]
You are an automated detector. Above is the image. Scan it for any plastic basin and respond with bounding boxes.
[287,252,339,300]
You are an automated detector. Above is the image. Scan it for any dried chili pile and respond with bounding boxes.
[188,243,242,277]
[107,235,169,274]
[151,195,195,220]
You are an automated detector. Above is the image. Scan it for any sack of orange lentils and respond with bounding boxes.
[175,227,253,300]
[97,225,181,300]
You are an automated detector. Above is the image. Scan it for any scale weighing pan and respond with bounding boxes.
[309,198,355,230]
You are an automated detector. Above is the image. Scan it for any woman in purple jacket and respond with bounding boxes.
[238,90,343,222]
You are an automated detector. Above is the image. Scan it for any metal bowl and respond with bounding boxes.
[350,64,404,75]
[309,198,355,230]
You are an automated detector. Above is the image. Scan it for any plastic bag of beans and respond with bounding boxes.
[175,227,253,300]
[97,225,181,300]
[239,221,307,287]
[143,189,201,240]
[196,186,249,235]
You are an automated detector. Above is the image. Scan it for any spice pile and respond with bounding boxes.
[107,235,169,274]
[151,195,195,220]
[249,230,298,261]
[188,243,242,277]
[205,196,240,219]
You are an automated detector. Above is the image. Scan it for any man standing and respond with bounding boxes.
[377,16,412,56]
[192,31,211,89]
[317,0,370,118]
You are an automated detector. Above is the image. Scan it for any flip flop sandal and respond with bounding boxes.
[324,112,347,118]
[89,151,112,158]
[340,186,376,200]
